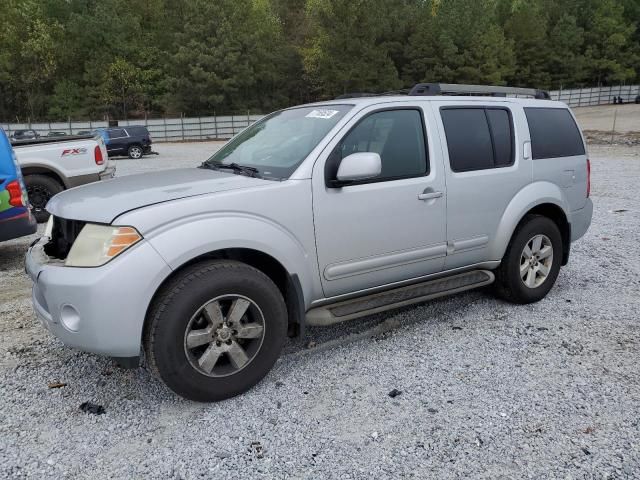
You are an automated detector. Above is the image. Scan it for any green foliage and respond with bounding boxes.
[0,0,638,121]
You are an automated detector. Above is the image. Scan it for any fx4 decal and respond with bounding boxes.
[61,148,87,157]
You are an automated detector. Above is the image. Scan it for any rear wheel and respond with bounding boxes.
[494,215,562,304]
[127,144,143,159]
[24,174,63,223]
[144,260,287,402]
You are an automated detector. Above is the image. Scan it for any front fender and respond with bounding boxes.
[489,181,569,261]
[144,213,318,307]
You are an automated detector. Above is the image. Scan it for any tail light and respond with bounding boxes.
[6,180,25,207]
[586,159,591,198]
[94,145,104,165]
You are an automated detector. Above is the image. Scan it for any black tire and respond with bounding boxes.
[494,215,563,304]
[144,260,287,402]
[24,174,64,223]
[127,144,144,159]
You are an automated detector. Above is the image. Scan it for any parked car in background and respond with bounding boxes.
[0,128,36,242]
[25,83,592,401]
[76,130,92,135]
[12,134,115,222]
[10,129,40,141]
[96,125,152,159]
[47,131,67,137]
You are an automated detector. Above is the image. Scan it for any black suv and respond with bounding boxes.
[98,125,152,159]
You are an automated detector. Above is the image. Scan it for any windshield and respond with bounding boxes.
[204,105,352,179]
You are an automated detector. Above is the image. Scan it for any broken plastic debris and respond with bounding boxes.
[79,402,105,415]
[388,389,402,398]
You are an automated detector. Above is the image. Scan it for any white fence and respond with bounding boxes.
[3,85,639,140]
[549,85,640,107]
[1,114,264,142]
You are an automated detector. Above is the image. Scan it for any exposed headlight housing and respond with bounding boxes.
[65,224,142,267]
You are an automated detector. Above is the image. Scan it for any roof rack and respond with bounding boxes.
[408,83,550,99]
[335,83,550,100]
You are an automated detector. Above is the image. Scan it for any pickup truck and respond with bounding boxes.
[12,135,115,222]
[26,83,592,401]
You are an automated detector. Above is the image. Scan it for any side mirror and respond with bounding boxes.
[335,152,382,184]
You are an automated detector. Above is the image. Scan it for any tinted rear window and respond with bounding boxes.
[524,108,585,159]
[441,107,514,172]
[486,109,513,167]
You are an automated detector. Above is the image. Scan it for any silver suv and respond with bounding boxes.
[26,83,593,401]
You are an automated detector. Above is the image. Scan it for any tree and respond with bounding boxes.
[303,0,404,97]
[583,0,637,85]
[163,0,290,115]
[404,0,515,86]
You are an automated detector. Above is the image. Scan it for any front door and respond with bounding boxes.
[312,106,447,298]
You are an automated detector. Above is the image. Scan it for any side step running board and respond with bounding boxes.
[306,270,494,327]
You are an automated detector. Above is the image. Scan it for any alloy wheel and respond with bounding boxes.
[520,234,554,289]
[183,295,266,378]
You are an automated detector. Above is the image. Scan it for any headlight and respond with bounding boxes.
[65,224,142,267]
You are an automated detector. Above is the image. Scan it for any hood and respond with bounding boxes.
[47,168,270,224]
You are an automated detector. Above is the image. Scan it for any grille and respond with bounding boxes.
[44,216,86,260]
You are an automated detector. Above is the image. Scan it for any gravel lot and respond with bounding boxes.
[1,143,639,479]
[574,103,640,133]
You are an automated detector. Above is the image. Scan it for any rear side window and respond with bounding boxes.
[524,108,585,159]
[440,107,514,172]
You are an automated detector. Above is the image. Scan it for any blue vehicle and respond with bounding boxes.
[0,128,37,242]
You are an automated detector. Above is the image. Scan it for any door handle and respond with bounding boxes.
[418,191,443,201]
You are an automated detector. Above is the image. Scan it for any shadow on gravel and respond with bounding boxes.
[283,289,489,357]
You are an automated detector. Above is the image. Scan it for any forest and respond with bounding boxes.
[0,0,638,121]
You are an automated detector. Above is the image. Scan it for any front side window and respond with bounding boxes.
[204,105,352,180]
[328,109,428,182]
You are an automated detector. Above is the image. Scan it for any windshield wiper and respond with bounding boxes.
[201,162,261,178]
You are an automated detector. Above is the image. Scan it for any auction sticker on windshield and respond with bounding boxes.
[306,109,340,119]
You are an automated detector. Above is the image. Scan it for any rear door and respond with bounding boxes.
[105,128,129,155]
[433,101,531,269]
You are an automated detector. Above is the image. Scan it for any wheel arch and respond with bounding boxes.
[491,182,571,264]
[144,248,306,340]
[21,165,68,189]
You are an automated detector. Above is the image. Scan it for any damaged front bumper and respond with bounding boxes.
[25,236,172,358]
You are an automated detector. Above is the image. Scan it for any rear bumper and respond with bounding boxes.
[569,198,593,242]
[0,211,37,242]
[25,237,172,357]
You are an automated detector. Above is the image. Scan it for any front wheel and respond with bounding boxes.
[127,144,143,159]
[144,260,287,401]
[494,215,563,304]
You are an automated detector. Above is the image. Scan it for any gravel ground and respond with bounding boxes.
[574,104,640,133]
[1,143,639,479]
